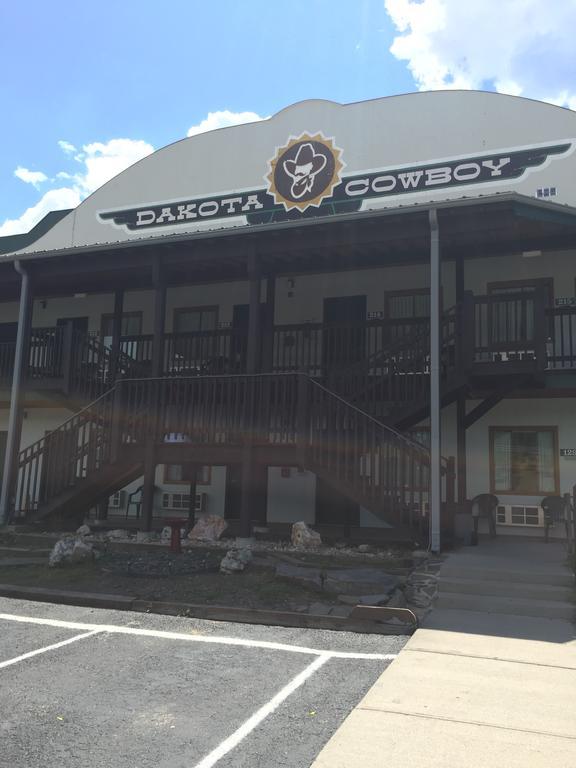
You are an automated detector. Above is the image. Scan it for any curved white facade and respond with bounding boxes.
[13,90,576,255]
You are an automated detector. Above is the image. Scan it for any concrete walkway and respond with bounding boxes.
[311,539,576,768]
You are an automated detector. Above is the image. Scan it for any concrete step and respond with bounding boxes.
[440,565,574,589]
[436,591,576,621]
[439,577,574,603]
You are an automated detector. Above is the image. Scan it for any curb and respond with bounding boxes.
[0,584,417,635]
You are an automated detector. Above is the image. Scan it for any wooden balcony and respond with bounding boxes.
[2,293,576,396]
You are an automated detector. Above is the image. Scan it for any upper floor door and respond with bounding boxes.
[323,295,367,374]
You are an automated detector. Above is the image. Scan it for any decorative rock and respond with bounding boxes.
[291,521,322,549]
[220,547,253,574]
[49,536,95,568]
[107,529,129,540]
[189,514,228,542]
[136,531,154,543]
[412,549,429,563]
[357,544,376,554]
[386,589,408,608]
[76,524,91,537]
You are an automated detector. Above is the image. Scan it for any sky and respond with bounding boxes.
[1,0,576,236]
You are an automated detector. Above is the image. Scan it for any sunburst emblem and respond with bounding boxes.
[266,133,344,212]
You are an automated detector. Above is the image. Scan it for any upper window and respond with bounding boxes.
[490,427,558,495]
[173,307,217,333]
[385,290,430,320]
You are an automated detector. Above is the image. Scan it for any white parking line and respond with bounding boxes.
[0,612,397,661]
[0,630,100,671]
[193,654,330,768]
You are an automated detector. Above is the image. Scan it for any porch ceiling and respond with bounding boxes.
[1,193,576,301]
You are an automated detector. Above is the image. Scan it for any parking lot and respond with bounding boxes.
[0,596,405,768]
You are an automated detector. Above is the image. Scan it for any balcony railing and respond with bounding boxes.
[2,295,576,392]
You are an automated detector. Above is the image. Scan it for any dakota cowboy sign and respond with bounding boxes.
[99,135,571,232]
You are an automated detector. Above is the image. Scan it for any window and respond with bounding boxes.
[497,505,543,527]
[385,290,430,320]
[101,312,143,361]
[174,307,217,333]
[164,464,211,485]
[490,427,558,495]
[101,312,143,343]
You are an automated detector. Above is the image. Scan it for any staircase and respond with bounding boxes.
[328,305,465,429]
[12,373,452,532]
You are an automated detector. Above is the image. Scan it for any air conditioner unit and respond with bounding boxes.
[162,492,207,513]
[108,490,126,509]
[496,504,544,527]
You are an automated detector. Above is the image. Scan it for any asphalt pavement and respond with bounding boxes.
[0,596,406,768]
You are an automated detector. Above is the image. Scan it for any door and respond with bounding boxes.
[232,304,266,372]
[0,323,17,381]
[56,316,89,334]
[488,279,552,352]
[323,295,367,375]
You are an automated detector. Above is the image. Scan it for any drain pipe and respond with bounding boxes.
[429,209,441,553]
[0,261,32,526]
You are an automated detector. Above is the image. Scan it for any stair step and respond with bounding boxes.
[439,577,574,603]
[436,591,576,621]
[440,565,573,589]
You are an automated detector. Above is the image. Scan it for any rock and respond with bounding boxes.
[386,589,408,608]
[412,549,429,563]
[106,529,129,540]
[357,544,376,554]
[189,515,228,542]
[49,536,95,568]
[136,531,154,543]
[275,562,324,590]
[220,548,253,574]
[291,521,322,549]
[76,524,91,537]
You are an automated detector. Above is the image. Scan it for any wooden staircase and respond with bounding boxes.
[12,374,451,531]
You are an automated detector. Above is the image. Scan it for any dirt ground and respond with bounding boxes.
[0,543,410,612]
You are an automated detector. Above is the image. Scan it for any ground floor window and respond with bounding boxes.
[163,464,211,485]
[490,427,558,495]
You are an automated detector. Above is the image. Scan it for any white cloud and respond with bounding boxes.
[0,188,81,237]
[58,140,77,154]
[14,167,48,189]
[187,109,267,137]
[384,0,576,108]
[1,138,154,237]
[73,138,154,196]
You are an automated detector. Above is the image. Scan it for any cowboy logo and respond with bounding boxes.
[266,133,344,212]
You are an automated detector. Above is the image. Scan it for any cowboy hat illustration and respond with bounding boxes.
[283,143,328,199]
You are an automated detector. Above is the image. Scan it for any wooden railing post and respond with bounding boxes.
[459,291,475,373]
[296,373,310,466]
[534,283,548,371]
[61,322,75,394]
[109,380,124,463]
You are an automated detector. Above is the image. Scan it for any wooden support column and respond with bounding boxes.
[0,262,34,525]
[141,260,167,531]
[261,275,276,373]
[109,288,124,382]
[239,252,262,538]
[456,393,467,505]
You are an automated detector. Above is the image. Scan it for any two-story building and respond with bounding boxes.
[1,90,576,547]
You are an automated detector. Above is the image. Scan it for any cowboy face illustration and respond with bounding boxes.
[283,143,328,199]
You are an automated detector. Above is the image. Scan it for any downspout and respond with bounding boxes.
[429,209,441,553]
[0,260,32,526]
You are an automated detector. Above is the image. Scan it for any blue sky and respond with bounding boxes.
[2,0,576,235]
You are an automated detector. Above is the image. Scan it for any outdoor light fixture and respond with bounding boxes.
[521,250,542,258]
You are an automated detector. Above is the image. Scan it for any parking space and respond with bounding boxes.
[0,598,404,768]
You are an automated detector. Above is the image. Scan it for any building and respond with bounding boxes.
[1,90,576,546]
